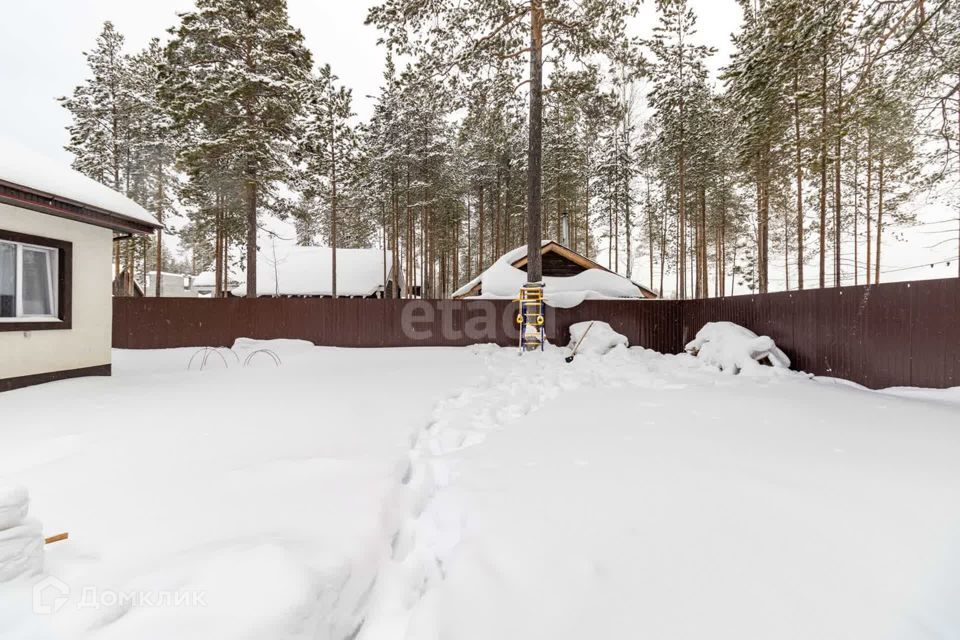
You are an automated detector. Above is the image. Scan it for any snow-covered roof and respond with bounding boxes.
[193,271,241,288]
[0,137,159,230]
[231,246,397,297]
[453,242,649,307]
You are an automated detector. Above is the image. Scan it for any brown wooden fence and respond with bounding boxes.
[113,277,959,389]
[112,297,681,353]
[680,278,960,389]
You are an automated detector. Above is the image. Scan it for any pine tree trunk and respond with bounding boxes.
[525,0,544,284]
[466,199,472,281]
[245,177,257,298]
[875,153,884,284]
[853,130,859,286]
[729,242,737,296]
[794,72,804,290]
[658,198,667,296]
[453,206,460,289]
[382,201,387,297]
[625,174,632,279]
[762,151,770,293]
[478,185,485,271]
[504,162,513,251]
[392,172,400,297]
[330,118,339,299]
[865,129,873,285]
[405,170,411,297]
[678,152,686,299]
[495,165,502,257]
[215,194,223,298]
[819,52,828,289]
[154,163,163,298]
[833,63,843,287]
[583,156,590,257]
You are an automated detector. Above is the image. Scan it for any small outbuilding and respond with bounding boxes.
[231,246,403,298]
[452,241,657,305]
[144,271,197,298]
[1,139,159,391]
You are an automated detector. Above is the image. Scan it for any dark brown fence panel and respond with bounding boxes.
[678,278,960,389]
[114,278,959,388]
[113,297,684,352]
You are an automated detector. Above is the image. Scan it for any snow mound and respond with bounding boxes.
[0,486,42,584]
[568,321,629,355]
[0,521,44,583]
[0,486,28,531]
[685,321,790,375]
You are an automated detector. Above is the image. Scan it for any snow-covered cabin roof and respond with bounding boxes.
[0,137,159,234]
[231,246,400,298]
[453,241,657,307]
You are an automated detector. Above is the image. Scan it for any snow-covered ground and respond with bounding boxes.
[2,341,960,639]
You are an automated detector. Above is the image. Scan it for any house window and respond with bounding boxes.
[0,230,71,330]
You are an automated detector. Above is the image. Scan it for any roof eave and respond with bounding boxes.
[0,178,159,235]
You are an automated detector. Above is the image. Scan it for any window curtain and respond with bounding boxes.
[0,242,15,317]
[22,248,53,316]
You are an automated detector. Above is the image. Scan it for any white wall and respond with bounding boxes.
[0,203,113,379]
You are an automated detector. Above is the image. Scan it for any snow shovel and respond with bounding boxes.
[565,322,595,363]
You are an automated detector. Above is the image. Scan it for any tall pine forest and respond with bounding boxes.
[60,0,960,299]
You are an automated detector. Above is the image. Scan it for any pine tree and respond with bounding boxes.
[646,0,712,298]
[128,39,178,297]
[298,64,358,298]
[60,21,138,289]
[368,0,641,286]
[164,0,312,298]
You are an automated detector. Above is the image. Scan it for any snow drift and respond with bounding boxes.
[0,486,42,583]
[0,485,28,531]
[567,321,629,355]
[685,321,790,374]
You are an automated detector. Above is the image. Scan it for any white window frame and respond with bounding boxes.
[0,239,59,322]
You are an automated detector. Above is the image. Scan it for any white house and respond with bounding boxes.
[0,138,159,391]
[231,246,404,298]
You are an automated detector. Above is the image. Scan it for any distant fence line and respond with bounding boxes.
[113,277,959,389]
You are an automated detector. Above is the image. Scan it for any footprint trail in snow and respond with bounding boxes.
[356,345,655,640]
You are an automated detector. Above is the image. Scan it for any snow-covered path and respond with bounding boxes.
[361,346,960,640]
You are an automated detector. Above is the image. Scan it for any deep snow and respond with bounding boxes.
[2,341,959,639]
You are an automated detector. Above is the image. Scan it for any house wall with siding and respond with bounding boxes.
[0,202,112,380]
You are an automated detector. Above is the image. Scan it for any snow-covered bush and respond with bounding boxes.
[0,485,43,583]
[567,321,629,355]
[685,321,790,375]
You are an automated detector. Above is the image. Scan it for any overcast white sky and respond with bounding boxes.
[0,0,954,286]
